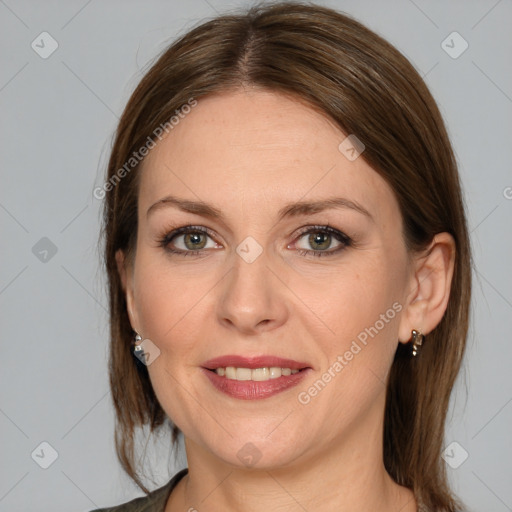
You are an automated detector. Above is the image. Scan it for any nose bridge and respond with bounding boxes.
[217,243,288,333]
[232,248,271,295]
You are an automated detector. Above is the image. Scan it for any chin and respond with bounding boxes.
[205,431,308,471]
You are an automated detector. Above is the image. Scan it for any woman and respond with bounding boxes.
[94,2,471,511]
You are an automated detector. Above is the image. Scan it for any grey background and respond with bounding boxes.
[1,0,511,510]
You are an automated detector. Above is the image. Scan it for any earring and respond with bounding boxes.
[410,329,424,357]
[133,333,144,356]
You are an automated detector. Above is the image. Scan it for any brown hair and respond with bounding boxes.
[100,2,471,509]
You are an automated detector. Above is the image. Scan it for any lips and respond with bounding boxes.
[201,355,311,371]
[200,354,312,400]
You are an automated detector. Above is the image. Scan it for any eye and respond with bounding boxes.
[159,226,221,256]
[291,225,351,257]
[174,231,212,251]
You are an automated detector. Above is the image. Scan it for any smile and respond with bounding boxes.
[201,355,312,399]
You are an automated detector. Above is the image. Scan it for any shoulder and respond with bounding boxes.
[90,468,188,512]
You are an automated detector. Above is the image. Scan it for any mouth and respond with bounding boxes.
[201,355,312,399]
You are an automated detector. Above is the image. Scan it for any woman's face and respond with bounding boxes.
[121,89,415,469]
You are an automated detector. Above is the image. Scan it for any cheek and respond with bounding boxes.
[132,252,210,350]
[295,264,404,430]
[131,255,211,427]
[297,251,407,408]
[296,258,403,345]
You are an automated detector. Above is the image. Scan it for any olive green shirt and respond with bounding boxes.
[91,468,188,512]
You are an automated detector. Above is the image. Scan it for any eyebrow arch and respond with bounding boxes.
[277,197,373,222]
[146,195,373,222]
[147,196,223,219]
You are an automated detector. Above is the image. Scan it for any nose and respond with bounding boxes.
[217,250,289,335]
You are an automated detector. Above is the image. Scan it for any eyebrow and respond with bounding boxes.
[146,195,373,222]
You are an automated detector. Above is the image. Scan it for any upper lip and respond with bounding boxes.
[202,355,311,370]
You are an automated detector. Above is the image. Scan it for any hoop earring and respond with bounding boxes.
[410,329,424,357]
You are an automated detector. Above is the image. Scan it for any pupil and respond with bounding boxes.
[309,232,331,250]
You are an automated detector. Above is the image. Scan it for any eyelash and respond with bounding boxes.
[157,224,352,258]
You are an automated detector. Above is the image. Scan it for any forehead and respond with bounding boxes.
[138,89,399,223]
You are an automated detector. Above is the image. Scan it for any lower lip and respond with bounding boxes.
[201,368,311,400]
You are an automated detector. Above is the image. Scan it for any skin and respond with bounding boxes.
[116,89,455,512]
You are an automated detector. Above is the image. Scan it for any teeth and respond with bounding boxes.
[236,368,252,381]
[225,367,236,379]
[269,367,281,379]
[252,367,269,381]
[214,366,300,381]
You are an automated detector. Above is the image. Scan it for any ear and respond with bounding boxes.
[398,232,456,343]
[115,249,140,333]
